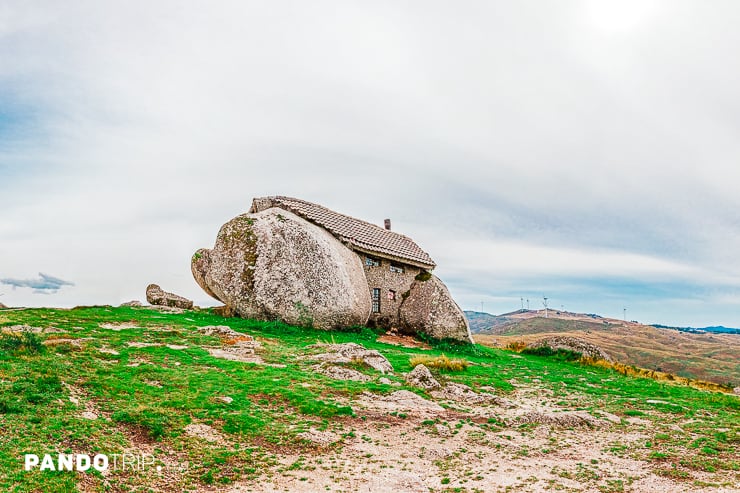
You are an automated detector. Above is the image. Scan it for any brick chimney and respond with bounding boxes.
[384,218,391,230]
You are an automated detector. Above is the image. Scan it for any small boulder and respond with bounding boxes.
[399,275,473,343]
[405,364,441,390]
[430,383,496,404]
[120,300,142,307]
[315,364,371,382]
[0,302,7,309]
[145,284,193,310]
[526,336,611,362]
[311,343,393,374]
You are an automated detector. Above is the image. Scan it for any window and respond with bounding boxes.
[371,288,381,313]
[387,290,396,301]
[389,263,405,273]
[365,256,380,267]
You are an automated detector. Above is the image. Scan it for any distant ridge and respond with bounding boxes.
[465,310,739,387]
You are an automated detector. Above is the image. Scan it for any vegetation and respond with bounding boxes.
[0,306,737,492]
[409,354,469,372]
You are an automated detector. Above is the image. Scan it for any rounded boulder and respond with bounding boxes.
[192,208,371,329]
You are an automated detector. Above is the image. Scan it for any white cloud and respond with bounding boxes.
[1,1,739,326]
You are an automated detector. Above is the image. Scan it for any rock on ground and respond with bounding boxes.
[119,300,142,307]
[314,365,372,382]
[356,390,445,414]
[0,302,7,309]
[526,336,612,361]
[297,428,341,447]
[405,364,441,390]
[430,383,497,404]
[192,208,371,329]
[516,411,601,428]
[398,275,473,343]
[310,343,393,374]
[145,284,193,310]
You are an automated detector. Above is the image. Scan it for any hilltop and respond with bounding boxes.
[0,306,737,492]
[467,310,740,388]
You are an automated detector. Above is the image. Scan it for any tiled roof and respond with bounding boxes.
[250,196,436,269]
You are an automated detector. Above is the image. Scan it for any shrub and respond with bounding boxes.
[409,354,469,372]
[521,345,582,362]
[0,330,45,354]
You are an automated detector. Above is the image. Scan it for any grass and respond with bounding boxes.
[409,354,469,372]
[0,306,737,492]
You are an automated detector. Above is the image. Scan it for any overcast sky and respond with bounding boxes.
[1,1,739,327]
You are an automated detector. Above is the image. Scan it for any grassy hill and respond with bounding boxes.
[0,306,738,492]
[467,311,740,388]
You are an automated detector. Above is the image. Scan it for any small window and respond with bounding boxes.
[371,288,381,313]
[387,290,396,301]
[365,256,380,267]
[389,263,405,273]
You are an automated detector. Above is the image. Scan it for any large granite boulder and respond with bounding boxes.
[146,284,193,309]
[192,208,371,329]
[398,275,472,343]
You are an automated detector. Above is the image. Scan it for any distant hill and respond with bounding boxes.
[651,324,740,335]
[467,310,740,387]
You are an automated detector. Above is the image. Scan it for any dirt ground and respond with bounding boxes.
[221,386,738,493]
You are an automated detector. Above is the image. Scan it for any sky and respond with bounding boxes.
[1,0,739,327]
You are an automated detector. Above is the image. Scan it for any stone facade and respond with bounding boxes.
[361,254,420,329]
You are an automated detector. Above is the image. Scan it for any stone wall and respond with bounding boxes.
[361,254,420,329]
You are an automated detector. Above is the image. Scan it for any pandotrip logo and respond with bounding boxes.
[23,453,176,473]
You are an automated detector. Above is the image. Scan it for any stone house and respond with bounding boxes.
[249,196,436,329]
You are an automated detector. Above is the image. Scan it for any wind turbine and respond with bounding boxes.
[542,297,549,318]
[623,307,627,322]
[520,297,524,310]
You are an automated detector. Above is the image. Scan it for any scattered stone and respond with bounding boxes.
[0,302,7,309]
[198,325,246,339]
[166,344,188,350]
[127,342,162,348]
[98,347,120,356]
[80,411,99,420]
[2,325,65,334]
[595,410,622,424]
[120,300,142,307]
[315,364,371,382]
[516,411,600,428]
[42,338,90,347]
[430,383,497,404]
[145,284,193,310]
[143,380,163,388]
[184,423,225,444]
[191,208,372,329]
[356,390,445,413]
[148,305,186,314]
[734,387,740,396]
[434,424,452,437]
[378,377,392,385]
[525,336,612,362]
[215,396,233,404]
[297,428,341,447]
[405,364,441,390]
[100,322,140,330]
[310,343,393,374]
